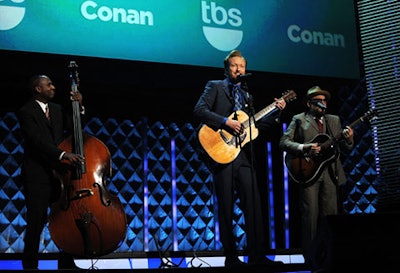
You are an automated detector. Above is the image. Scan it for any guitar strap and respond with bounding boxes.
[293,118,302,144]
[325,117,341,212]
[325,117,339,185]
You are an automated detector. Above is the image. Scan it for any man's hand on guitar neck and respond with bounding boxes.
[274,97,286,110]
[303,143,321,156]
[342,126,354,145]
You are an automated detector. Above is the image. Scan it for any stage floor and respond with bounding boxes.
[0,253,310,272]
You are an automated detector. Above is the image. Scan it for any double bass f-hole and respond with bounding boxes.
[68,61,86,174]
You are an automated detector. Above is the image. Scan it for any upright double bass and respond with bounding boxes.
[49,61,127,257]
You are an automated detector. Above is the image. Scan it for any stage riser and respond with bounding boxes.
[328,213,400,270]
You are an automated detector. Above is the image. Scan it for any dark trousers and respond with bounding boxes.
[213,152,267,261]
[22,181,75,269]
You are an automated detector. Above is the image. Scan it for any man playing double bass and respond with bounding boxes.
[17,74,84,270]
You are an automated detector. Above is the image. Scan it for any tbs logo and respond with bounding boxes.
[201,1,243,51]
[0,0,25,30]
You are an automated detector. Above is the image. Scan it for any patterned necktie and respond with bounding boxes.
[233,85,242,110]
[45,105,50,121]
[317,118,323,133]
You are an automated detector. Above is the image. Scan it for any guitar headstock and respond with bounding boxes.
[348,108,378,129]
[361,109,378,122]
[282,90,297,102]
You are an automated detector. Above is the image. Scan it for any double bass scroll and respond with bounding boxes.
[49,61,127,258]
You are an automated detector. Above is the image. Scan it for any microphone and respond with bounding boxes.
[316,101,327,109]
[311,100,327,110]
[235,73,252,83]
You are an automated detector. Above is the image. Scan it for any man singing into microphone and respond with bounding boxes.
[279,86,354,272]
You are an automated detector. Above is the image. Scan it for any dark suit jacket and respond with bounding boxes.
[17,99,71,184]
[193,78,279,131]
[193,78,280,167]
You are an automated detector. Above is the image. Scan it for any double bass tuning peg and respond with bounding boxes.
[68,61,80,88]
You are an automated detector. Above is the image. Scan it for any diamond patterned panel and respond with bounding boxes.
[171,123,215,251]
[0,100,378,254]
[337,85,378,214]
[146,121,174,252]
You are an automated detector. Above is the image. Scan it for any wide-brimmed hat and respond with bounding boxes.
[306,86,331,101]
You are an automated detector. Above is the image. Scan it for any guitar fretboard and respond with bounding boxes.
[243,90,296,129]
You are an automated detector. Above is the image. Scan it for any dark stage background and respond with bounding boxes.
[0,49,358,124]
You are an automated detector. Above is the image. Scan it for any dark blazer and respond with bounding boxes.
[193,78,281,168]
[193,78,278,133]
[17,99,70,182]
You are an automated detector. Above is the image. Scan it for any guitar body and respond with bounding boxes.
[198,90,297,164]
[284,109,377,186]
[198,110,258,164]
[285,134,338,186]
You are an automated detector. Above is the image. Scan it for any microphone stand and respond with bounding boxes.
[153,232,184,269]
[244,84,260,250]
[244,83,256,168]
[232,87,242,148]
[233,109,242,148]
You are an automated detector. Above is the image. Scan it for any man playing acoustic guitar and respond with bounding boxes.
[279,86,354,272]
[194,49,287,268]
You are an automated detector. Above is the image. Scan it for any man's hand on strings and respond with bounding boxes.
[226,119,244,135]
[303,143,321,156]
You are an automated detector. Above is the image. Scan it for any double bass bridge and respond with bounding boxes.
[71,188,94,201]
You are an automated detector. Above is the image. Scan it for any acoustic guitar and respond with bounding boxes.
[284,109,377,186]
[198,90,297,164]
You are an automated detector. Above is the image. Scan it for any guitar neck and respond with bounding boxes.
[326,110,376,145]
[243,103,278,129]
[242,90,297,129]
[254,103,278,122]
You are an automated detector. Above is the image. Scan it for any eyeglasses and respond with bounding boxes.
[310,99,327,103]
